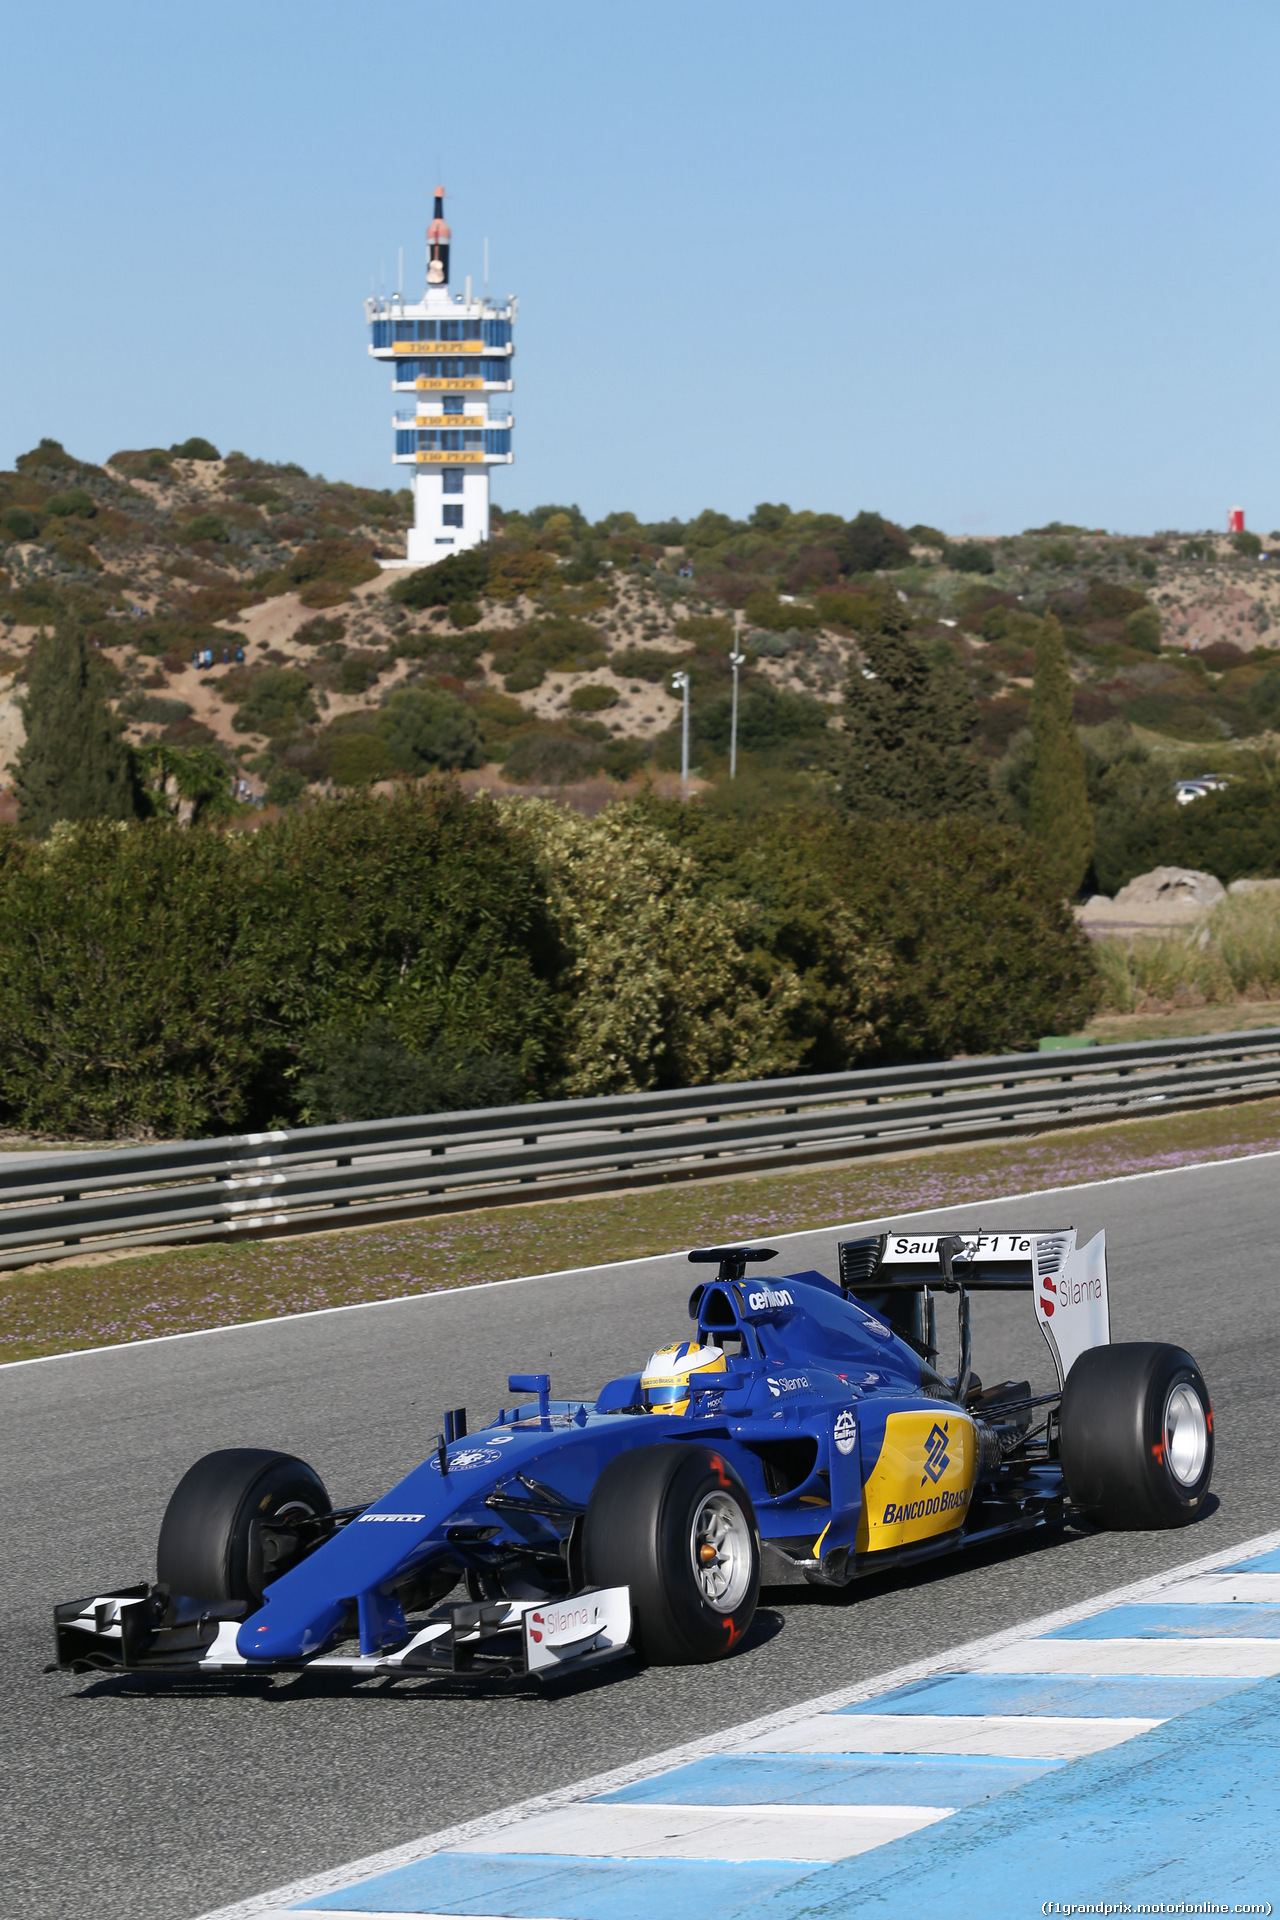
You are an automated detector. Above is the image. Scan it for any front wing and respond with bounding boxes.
[52,1583,632,1682]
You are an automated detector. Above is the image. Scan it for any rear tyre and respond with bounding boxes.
[583,1443,760,1664]
[156,1448,330,1604]
[1059,1342,1213,1529]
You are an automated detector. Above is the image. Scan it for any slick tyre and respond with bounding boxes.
[156,1448,330,1604]
[583,1443,760,1665]
[1059,1343,1213,1530]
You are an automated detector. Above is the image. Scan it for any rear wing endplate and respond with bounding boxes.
[838,1227,1110,1388]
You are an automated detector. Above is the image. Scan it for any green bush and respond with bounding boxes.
[1126,605,1162,651]
[264,767,308,808]
[1248,668,1280,727]
[490,616,607,682]
[568,683,618,712]
[947,540,995,575]
[111,448,174,481]
[502,731,604,784]
[170,437,221,461]
[1233,531,1263,559]
[0,788,563,1136]
[0,824,269,1136]
[45,490,97,521]
[231,667,317,737]
[373,686,482,772]
[281,537,380,606]
[337,654,381,694]
[391,547,490,609]
[300,1018,522,1122]
[689,683,830,759]
[3,508,40,541]
[644,803,886,1073]
[610,646,689,682]
[181,512,230,545]
[835,815,1099,1058]
[1168,775,1280,882]
[326,730,400,787]
[505,801,831,1093]
[743,592,822,632]
[839,512,912,575]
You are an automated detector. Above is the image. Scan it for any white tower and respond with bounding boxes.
[365,188,515,564]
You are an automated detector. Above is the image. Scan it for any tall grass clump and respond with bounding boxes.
[1093,889,1280,1013]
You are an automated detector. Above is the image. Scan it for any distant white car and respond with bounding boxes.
[1175,775,1232,805]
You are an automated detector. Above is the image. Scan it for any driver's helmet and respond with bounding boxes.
[640,1340,726,1414]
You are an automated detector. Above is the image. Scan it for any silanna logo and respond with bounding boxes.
[767,1374,809,1397]
[747,1286,793,1311]
[922,1421,950,1485]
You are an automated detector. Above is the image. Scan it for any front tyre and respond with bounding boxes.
[583,1443,760,1664]
[1059,1342,1213,1529]
[156,1448,331,1604]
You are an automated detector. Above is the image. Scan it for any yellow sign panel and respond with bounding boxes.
[855,1410,977,1554]
[414,377,483,391]
[415,414,488,427]
[415,451,486,465]
[392,341,485,355]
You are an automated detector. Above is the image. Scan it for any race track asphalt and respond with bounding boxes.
[3,1152,1278,1920]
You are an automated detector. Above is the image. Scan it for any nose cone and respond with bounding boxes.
[236,1590,348,1662]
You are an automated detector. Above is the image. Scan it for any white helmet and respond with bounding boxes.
[640,1340,727,1414]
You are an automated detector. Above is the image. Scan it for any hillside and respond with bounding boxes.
[3,436,1280,817]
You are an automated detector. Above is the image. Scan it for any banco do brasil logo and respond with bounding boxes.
[922,1421,950,1485]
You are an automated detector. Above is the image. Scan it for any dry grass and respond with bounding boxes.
[1094,889,1280,1014]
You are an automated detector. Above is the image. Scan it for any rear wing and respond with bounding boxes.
[838,1227,1110,1388]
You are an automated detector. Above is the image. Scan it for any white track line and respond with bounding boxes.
[9,1143,1280,1373]
[190,1522,1280,1920]
[731,1712,1160,1758]
[451,1801,951,1861]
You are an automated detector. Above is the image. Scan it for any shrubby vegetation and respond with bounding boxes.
[0,787,562,1137]
[1095,888,1280,1012]
[0,784,1098,1137]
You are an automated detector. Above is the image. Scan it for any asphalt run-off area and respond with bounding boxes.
[3,1151,1279,1920]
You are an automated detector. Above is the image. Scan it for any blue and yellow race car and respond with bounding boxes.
[53,1230,1214,1679]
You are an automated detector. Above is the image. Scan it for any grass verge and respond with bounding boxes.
[1084,1002,1280,1044]
[4,1097,1280,1366]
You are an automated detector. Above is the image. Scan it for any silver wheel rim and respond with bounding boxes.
[1164,1382,1209,1487]
[690,1491,753,1612]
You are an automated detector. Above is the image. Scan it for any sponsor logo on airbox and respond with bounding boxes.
[747,1286,793,1311]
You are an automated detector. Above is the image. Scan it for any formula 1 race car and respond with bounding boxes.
[53,1227,1214,1681]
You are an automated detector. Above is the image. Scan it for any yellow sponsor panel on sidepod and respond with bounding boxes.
[855,1410,977,1553]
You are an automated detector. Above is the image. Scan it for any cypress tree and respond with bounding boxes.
[839,597,991,818]
[1028,614,1094,895]
[13,615,140,836]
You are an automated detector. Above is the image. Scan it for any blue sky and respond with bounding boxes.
[2,1,1277,534]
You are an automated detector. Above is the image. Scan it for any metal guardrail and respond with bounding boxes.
[4,1028,1280,1270]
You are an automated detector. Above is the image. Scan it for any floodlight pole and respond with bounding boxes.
[671,670,691,796]
[729,611,745,779]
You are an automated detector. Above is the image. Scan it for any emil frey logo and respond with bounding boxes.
[748,1286,794,1312]
[922,1421,950,1485]
[834,1408,858,1456]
